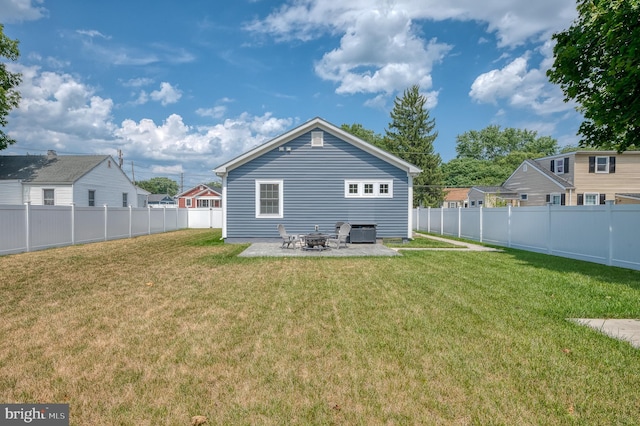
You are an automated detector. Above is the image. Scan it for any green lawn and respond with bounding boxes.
[1,229,639,425]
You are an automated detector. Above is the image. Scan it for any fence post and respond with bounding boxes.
[427,207,431,233]
[416,206,420,231]
[129,205,133,238]
[457,207,462,238]
[148,206,151,235]
[507,204,512,248]
[547,203,552,254]
[24,202,31,252]
[440,207,444,235]
[104,204,108,241]
[479,206,483,243]
[71,203,76,245]
[606,200,614,266]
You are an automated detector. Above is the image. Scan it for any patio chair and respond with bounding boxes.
[327,222,351,249]
[278,224,299,249]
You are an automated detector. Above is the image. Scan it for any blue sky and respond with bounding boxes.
[2,0,581,188]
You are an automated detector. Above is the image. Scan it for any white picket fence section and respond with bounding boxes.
[0,205,222,256]
[414,204,640,271]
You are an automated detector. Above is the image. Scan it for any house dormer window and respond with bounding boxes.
[589,156,616,173]
[551,158,569,174]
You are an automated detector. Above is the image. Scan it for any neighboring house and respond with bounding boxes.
[442,188,469,208]
[147,194,176,208]
[176,184,222,208]
[502,151,640,206]
[214,117,421,242]
[136,186,151,207]
[0,151,138,207]
[467,186,519,208]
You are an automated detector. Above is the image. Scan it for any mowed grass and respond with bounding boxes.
[1,229,639,425]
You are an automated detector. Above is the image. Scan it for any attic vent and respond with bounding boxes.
[311,131,324,147]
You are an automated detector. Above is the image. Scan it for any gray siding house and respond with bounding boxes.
[214,117,421,242]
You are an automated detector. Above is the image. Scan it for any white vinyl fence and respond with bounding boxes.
[414,204,640,271]
[0,205,222,256]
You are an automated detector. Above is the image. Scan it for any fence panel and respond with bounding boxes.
[107,208,130,240]
[413,205,640,271]
[30,206,72,251]
[0,205,27,255]
[509,207,548,252]
[480,208,509,245]
[610,205,640,269]
[75,207,106,244]
[187,208,223,228]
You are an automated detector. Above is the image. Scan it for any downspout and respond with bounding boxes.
[221,174,228,239]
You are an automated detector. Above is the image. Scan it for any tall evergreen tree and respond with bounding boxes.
[385,85,443,207]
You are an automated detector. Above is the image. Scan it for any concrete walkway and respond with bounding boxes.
[570,318,640,348]
[404,233,502,252]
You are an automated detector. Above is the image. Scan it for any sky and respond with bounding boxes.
[1,0,582,189]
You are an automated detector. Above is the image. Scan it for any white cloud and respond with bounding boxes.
[76,29,111,40]
[469,43,576,115]
[246,0,577,108]
[150,82,182,106]
[196,106,227,119]
[0,0,47,23]
[6,66,295,183]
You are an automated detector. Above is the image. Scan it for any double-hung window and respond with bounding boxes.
[344,180,393,198]
[43,189,54,205]
[88,190,95,207]
[256,180,283,218]
[584,193,599,205]
[122,193,128,207]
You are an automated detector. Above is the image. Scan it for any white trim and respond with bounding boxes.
[255,180,284,218]
[595,156,609,173]
[221,176,228,238]
[344,180,393,198]
[584,192,599,205]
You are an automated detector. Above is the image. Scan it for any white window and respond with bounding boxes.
[88,190,95,207]
[197,199,210,208]
[520,194,528,201]
[551,194,562,205]
[122,193,128,207]
[448,202,457,208]
[478,200,483,206]
[311,131,324,147]
[256,180,283,218]
[555,159,564,174]
[584,193,599,205]
[471,201,476,207]
[344,180,393,198]
[43,189,54,205]
[596,156,609,173]
[186,198,192,207]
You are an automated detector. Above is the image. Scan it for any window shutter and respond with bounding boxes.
[550,160,555,172]
[599,194,606,205]
[588,156,595,173]
[577,194,584,205]
[546,194,550,203]
[609,156,616,173]
[561,194,566,205]
[564,157,569,173]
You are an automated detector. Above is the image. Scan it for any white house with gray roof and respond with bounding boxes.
[0,151,138,207]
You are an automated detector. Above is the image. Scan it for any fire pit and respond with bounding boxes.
[304,233,329,250]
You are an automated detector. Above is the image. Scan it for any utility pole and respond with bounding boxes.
[131,161,135,184]
[180,173,184,193]
[117,149,124,168]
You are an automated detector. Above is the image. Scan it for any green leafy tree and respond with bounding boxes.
[136,177,179,196]
[444,126,559,187]
[340,123,385,149]
[455,126,558,160]
[0,24,22,150]
[385,85,443,207]
[547,0,640,152]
